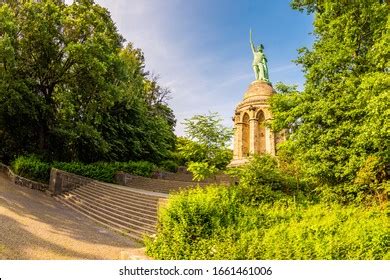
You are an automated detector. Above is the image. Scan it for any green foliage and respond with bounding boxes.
[159,160,179,173]
[178,112,233,180]
[183,112,232,148]
[11,155,50,183]
[270,83,301,133]
[146,155,388,259]
[0,0,175,163]
[235,155,283,189]
[270,1,389,197]
[228,155,313,204]
[176,137,207,164]
[54,161,156,182]
[146,184,389,260]
[146,0,390,260]
[187,162,218,182]
[11,155,156,183]
[145,185,240,259]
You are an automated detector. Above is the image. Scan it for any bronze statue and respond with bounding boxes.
[250,29,270,82]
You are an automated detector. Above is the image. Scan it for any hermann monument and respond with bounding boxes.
[229,30,286,166]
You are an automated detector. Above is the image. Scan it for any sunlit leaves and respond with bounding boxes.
[271,0,389,188]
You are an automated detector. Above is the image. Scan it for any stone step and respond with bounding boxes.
[63,190,157,226]
[71,187,158,220]
[73,185,158,214]
[59,194,155,235]
[56,196,148,241]
[81,183,161,206]
[85,181,161,202]
[119,183,189,194]
[62,194,156,233]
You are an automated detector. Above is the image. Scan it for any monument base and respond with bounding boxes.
[228,157,250,168]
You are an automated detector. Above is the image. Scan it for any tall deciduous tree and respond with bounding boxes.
[0,0,175,163]
[271,0,389,189]
[179,112,233,180]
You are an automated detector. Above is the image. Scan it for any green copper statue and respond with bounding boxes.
[250,29,270,82]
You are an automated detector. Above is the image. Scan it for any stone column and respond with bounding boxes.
[249,118,258,155]
[269,129,276,156]
[235,123,243,158]
[265,127,276,156]
[233,121,240,159]
[49,168,62,195]
[265,127,271,155]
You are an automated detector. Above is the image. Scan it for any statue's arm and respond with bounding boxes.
[249,29,255,54]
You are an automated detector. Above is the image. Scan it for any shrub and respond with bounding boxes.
[241,204,390,260]
[11,155,50,183]
[159,160,179,173]
[228,155,314,205]
[145,185,240,259]
[117,161,157,177]
[145,185,390,260]
[11,155,157,183]
[236,155,293,190]
[54,161,156,182]
[187,162,218,181]
[146,155,388,260]
[53,161,116,182]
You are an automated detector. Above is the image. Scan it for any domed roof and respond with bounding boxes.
[235,80,275,111]
[243,80,274,100]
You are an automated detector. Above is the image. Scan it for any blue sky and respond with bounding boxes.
[66,0,314,136]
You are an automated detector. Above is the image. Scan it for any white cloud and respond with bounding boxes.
[92,0,246,136]
[64,0,306,136]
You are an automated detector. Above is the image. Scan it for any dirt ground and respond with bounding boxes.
[0,173,149,260]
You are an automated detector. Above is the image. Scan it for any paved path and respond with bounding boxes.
[0,173,148,260]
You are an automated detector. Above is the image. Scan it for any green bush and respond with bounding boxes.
[11,155,156,183]
[116,161,157,177]
[238,204,390,260]
[227,155,314,205]
[54,161,156,182]
[53,161,116,182]
[159,160,179,173]
[145,185,241,259]
[11,155,50,183]
[145,185,390,260]
[187,162,218,181]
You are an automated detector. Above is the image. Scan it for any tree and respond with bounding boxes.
[179,112,233,180]
[270,0,389,190]
[0,0,175,163]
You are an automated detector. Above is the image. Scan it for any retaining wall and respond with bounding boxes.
[49,168,95,195]
[49,168,167,199]
[0,163,49,192]
[151,169,232,184]
[115,172,225,193]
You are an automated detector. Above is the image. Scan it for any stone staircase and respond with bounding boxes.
[115,171,233,194]
[49,168,232,242]
[51,170,167,241]
[115,172,208,194]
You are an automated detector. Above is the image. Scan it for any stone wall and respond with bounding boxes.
[49,168,94,195]
[0,163,49,192]
[115,172,217,194]
[49,168,167,204]
[151,169,232,184]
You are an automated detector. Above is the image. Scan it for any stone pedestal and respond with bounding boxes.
[229,80,278,167]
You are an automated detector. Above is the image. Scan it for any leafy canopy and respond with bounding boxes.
[270,0,389,192]
[179,112,233,180]
[0,0,175,163]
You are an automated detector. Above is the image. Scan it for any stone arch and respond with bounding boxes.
[256,110,266,154]
[242,112,250,157]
